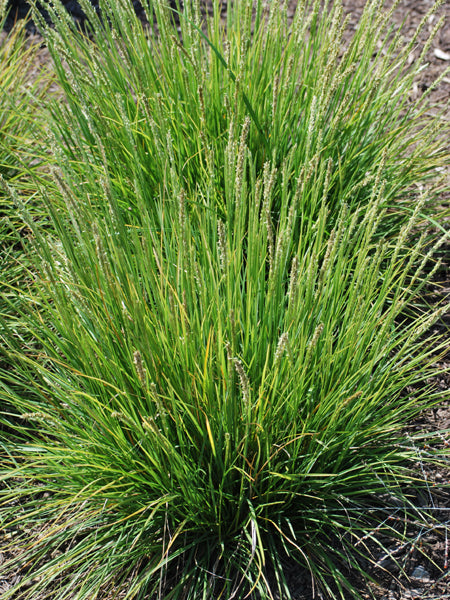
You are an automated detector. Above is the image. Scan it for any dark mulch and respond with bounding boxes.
[3,0,148,32]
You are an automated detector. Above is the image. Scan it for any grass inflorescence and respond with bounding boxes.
[0,1,449,599]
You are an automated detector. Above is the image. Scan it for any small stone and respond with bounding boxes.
[411,565,430,581]
[434,48,450,61]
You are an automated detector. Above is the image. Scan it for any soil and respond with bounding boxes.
[1,1,449,599]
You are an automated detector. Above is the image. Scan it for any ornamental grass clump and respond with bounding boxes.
[0,11,54,409]
[0,10,52,197]
[0,0,449,599]
[0,5,54,248]
[0,138,449,598]
[34,0,449,235]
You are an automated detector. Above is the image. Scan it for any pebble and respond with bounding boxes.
[411,565,430,580]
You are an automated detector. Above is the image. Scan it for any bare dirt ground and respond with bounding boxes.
[1,1,449,598]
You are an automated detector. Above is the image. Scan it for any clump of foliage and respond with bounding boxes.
[0,1,448,599]
[1,150,448,600]
[0,10,53,398]
[0,6,52,193]
[35,0,449,234]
